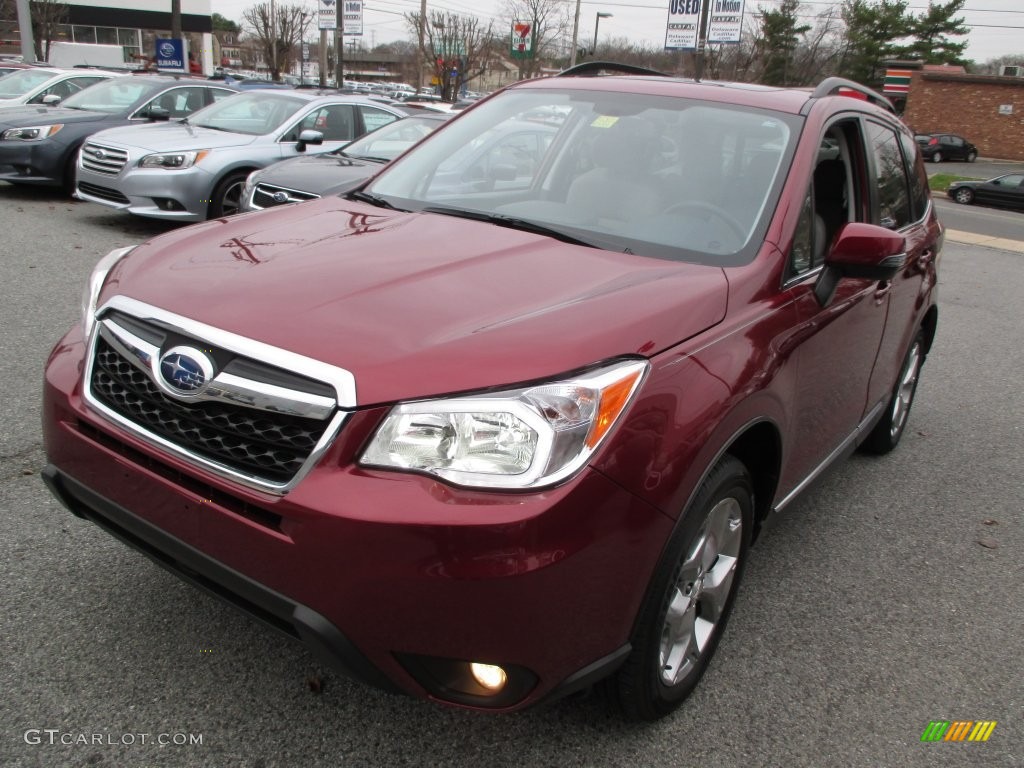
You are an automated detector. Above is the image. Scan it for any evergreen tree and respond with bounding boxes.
[838,0,910,87]
[759,0,811,86]
[904,0,968,65]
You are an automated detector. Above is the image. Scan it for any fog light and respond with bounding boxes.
[469,663,507,692]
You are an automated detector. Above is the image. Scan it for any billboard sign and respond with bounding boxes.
[343,0,363,36]
[707,0,744,44]
[665,0,702,50]
[318,0,337,30]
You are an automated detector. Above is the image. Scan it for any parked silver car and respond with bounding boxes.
[74,90,407,221]
[0,67,120,108]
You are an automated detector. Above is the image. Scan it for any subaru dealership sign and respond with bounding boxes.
[156,38,186,72]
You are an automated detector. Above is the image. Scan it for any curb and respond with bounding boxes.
[944,228,1024,254]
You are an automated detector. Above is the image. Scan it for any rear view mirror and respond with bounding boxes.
[814,222,906,306]
[490,164,517,182]
[147,106,171,121]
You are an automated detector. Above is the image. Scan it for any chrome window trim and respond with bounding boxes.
[83,295,357,495]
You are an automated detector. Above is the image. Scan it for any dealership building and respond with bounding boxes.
[0,0,214,72]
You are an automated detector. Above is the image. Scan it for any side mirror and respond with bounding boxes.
[147,105,171,121]
[41,94,62,106]
[489,163,518,182]
[814,222,906,306]
[296,129,324,153]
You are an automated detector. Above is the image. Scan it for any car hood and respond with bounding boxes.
[0,106,117,128]
[88,122,257,152]
[948,180,980,188]
[105,197,728,405]
[255,152,380,194]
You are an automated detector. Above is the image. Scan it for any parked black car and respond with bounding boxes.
[241,111,451,211]
[0,75,236,192]
[914,133,977,163]
[947,173,1024,209]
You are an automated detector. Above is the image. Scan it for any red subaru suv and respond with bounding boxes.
[42,65,940,720]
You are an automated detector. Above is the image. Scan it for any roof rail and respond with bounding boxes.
[806,77,895,113]
[558,61,668,78]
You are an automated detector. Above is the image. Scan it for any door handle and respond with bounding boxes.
[874,281,892,303]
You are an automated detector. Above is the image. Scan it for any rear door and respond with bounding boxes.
[863,120,939,411]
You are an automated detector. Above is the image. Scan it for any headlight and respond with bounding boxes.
[80,246,135,339]
[361,359,648,489]
[2,124,63,141]
[139,150,208,169]
[240,170,260,211]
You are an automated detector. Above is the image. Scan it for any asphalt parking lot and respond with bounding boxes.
[0,184,1020,768]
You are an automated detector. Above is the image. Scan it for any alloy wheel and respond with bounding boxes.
[890,341,921,439]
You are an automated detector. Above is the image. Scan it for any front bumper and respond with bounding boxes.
[0,141,65,185]
[75,158,212,222]
[43,326,673,711]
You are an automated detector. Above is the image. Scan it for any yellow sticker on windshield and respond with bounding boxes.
[591,115,619,128]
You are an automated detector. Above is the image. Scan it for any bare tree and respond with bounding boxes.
[405,10,496,100]
[30,0,68,62]
[500,0,569,79]
[243,1,307,81]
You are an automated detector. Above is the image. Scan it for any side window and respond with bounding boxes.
[995,174,1024,187]
[789,190,815,276]
[866,121,911,230]
[359,106,398,134]
[283,105,355,142]
[145,87,208,118]
[210,88,235,103]
[898,132,929,222]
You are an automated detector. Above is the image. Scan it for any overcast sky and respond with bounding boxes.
[210,0,1024,64]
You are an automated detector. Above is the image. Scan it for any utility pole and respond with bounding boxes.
[320,28,328,87]
[693,0,712,81]
[171,0,182,39]
[271,0,278,79]
[568,0,582,68]
[334,4,344,86]
[15,0,34,61]
[417,0,426,89]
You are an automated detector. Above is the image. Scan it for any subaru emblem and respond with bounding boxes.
[158,346,214,396]
[272,191,290,203]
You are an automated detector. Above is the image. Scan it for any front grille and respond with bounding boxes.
[78,181,130,204]
[252,183,320,210]
[81,142,128,175]
[90,337,332,485]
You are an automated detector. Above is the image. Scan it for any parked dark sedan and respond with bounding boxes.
[0,75,236,191]
[947,173,1024,209]
[914,132,977,163]
[241,111,450,211]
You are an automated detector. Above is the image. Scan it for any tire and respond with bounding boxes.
[862,332,925,455]
[61,150,79,196]
[953,188,974,205]
[614,454,753,721]
[966,150,977,163]
[209,171,248,218]
[930,151,943,163]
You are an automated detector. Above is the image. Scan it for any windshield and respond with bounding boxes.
[340,116,444,161]
[61,78,161,113]
[187,91,307,135]
[365,88,800,265]
[0,69,57,98]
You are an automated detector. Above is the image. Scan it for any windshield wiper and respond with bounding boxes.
[347,190,403,210]
[420,206,597,248]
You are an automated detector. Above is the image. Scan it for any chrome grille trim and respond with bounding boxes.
[82,295,358,495]
[251,183,320,210]
[80,142,129,175]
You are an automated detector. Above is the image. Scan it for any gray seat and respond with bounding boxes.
[566,117,660,227]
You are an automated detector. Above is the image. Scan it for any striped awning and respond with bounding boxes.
[883,69,912,94]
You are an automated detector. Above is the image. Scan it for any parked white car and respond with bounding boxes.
[0,67,120,108]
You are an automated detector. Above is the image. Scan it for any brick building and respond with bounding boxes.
[903,70,1024,161]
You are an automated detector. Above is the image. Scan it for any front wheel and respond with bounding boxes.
[209,171,248,218]
[930,151,943,163]
[614,454,753,721]
[862,332,925,455]
[954,188,974,205]
[966,150,977,163]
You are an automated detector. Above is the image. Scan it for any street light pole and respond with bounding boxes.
[270,0,277,79]
[593,12,612,58]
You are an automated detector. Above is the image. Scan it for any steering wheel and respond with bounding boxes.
[663,201,746,242]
